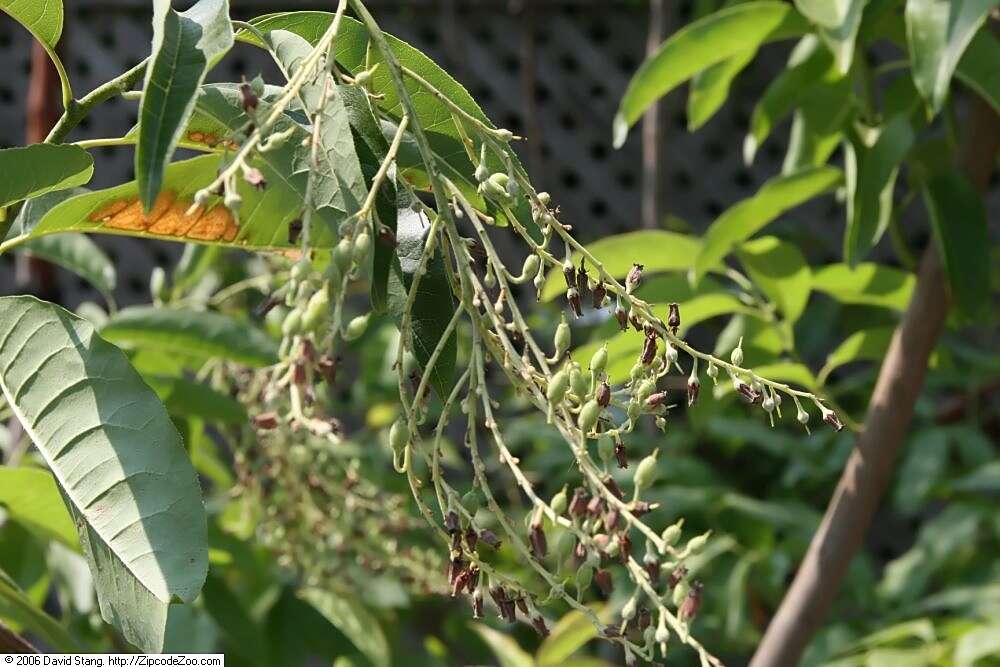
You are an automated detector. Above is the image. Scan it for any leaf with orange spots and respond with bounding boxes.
[3,154,339,253]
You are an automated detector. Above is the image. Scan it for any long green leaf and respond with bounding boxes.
[794,0,853,28]
[300,588,390,667]
[692,166,842,283]
[541,229,702,301]
[955,29,1000,113]
[0,467,79,550]
[812,262,914,310]
[613,2,809,148]
[137,0,234,210]
[472,623,533,667]
[101,306,278,367]
[240,12,530,228]
[0,296,208,649]
[19,233,116,299]
[0,0,70,103]
[922,170,989,320]
[815,0,865,73]
[843,115,915,265]
[0,145,93,209]
[0,567,77,651]
[537,605,609,666]
[905,0,998,113]
[687,48,756,130]
[386,202,456,398]
[737,236,811,323]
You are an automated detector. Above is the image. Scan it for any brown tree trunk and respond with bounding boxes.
[750,93,1000,667]
[641,0,666,229]
[0,620,37,653]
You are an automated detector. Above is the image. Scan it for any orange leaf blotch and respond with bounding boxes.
[148,202,203,237]
[187,205,237,241]
[105,199,148,231]
[88,198,133,223]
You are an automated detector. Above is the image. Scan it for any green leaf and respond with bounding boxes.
[0,145,93,209]
[537,605,610,666]
[955,624,1000,667]
[815,0,865,73]
[737,236,811,323]
[300,588,390,667]
[137,0,234,210]
[781,76,853,173]
[145,375,247,423]
[386,203,456,398]
[687,48,756,130]
[266,30,368,217]
[241,12,529,228]
[19,233,116,299]
[794,0,853,28]
[0,296,208,650]
[952,461,1000,492]
[0,467,79,550]
[894,429,949,514]
[0,567,77,651]
[13,154,327,252]
[0,0,70,103]
[744,35,836,165]
[692,166,842,283]
[202,572,267,663]
[541,229,702,301]
[954,29,1000,114]
[922,170,989,321]
[812,262,914,310]
[843,116,915,265]
[613,2,809,147]
[101,306,278,367]
[472,623,534,667]
[819,326,894,383]
[905,0,999,114]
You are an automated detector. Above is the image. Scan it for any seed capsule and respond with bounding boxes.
[353,231,371,262]
[281,307,303,337]
[645,391,669,409]
[731,339,744,366]
[592,281,607,308]
[576,562,594,591]
[479,530,502,550]
[621,597,637,621]
[595,380,611,408]
[633,451,658,492]
[672,579,689,607]
[590,345,608,375]
[707,362,719,381]
[547,369,570,405]
[550,487,568,515]
[597,436,615,464]
[553,316,571,358]
[679,581,703,622]
[568,487,588,516]
[578,399,602,435]
[389,418,409,453]
[626,263,643,293]
[664,342,678,365]
[569,365,590,398]
[343,313,370,341]
[666,302,681,334]
[614,303,628,331]
[687,375,700,407]
[529,521,547,559]
[521,254,540,279]
[252,412,279,430]
[684,531,711,555]
[661,519,683,548]
[640,334,657,365]
[821,404,845,431]
[562,259,576,287]
[334,237,354,272]
[594,569,613,596]
[796,403,810,425]
[301,287,330,331]
[566,288,583,318]
[614,438,628,469]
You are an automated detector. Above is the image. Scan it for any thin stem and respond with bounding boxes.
[46,59,148,144]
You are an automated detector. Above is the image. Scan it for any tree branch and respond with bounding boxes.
[750,92,1000,667]
[0,620,38,653]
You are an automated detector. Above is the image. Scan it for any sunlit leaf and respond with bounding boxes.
[0,467,78,550]
[300,588,390,667]
[0,145,93,209]
[0,567,77,651]
[737,236,811,323]
[687,48,756,130]
[812,263,914,310]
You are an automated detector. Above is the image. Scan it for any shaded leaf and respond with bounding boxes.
[815,0,865,72]
[19,233,116,299]
[137,0,233,209]
[145,375,248,423]
[812,263,914,310]
[537,605,610,666]
[781,76,853,173]
[0,145,93,209]
[894,429,949,514]
[905,0,998,113]
[0,567,77,651]
[954,29,1000,113]
[101,306,278,367]
[0,296,207,650]
[737,236,811,323]
[0,467,78,550]
[922,170,989,321]
[472,623,533,667]
[614,2,809,147]
[541,229,702,301]
[687,48,757,130]
[300,588,390,667]
[693,166,842,283]
[843,115,915,265]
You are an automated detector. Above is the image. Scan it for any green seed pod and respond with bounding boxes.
[264,305,289,338]
[547,369,570,405]
[484,172,510,199]
[636,378,657,403]
[537,191,551,207]
[474,162,489,182]
[343,313,370,341]
[731,338,744,366]
[655,616,670,643]
[289,444,309,466]
[290,259,310,282]
[590,344,608,375]
[633,451,659,492]
[553,316,571,358]
[672,580,689,608]
[282,307,303,337]
[353,231,371,263]
[621,596,637,621]
[149,266,167,301]
[597,436,614,464]
[627,400,641,421]
[578,399,602,434]
[461,490,481,515]
[521,254,540,279]
[707,362,719,380]
[550,486,568,516]
[570,366,590,398]
[629,362,645,383]
[556,529,576,562]
[301,287,330,332]
[334,237,354,272]
[661,519,683,548]
[389,418,409,453]
[575,562,594,591]
[684,531,711,555]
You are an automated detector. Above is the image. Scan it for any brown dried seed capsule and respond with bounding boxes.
[614,438,628,469]
[618,533,632,563]
[602,474,624,500]
[602,625,620,638]
[667,565,688,590]
[287,219,303,245]
[586,495,604,516]
[667,302,681,334]
[532,615,550,637]
[567,288,583,318]
[615,304,629,331]
[594,569,613,596]
[644,554,661,582]
[645,391,669,408]
[377,225,397,247]
[472,593,484,619]
[529,522,547,559]
[640,334,658,365]
[515,597,530,615]
[451,568,470,597]
[563,260,576,288]
[576,259,589,296]
[243,167,267,191]
[679,581,704,622]
[596,380,611,408]
[569,487,589,516]
[638,606,652,631]
[823,407,845,432]
[445,510,460,534]
[465,527,478,551]
[593,280,607,308]
[631,500,652,516]
[479,529,502,550]
[293,359,307,386]
[626,263,644,292]
[736,381,760,403]
[317,355,338,386]
[630,313,643,332]
[239,79,258,112]
[687,376,700,406]
[604,509,620,531]
[252,412,279,430]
